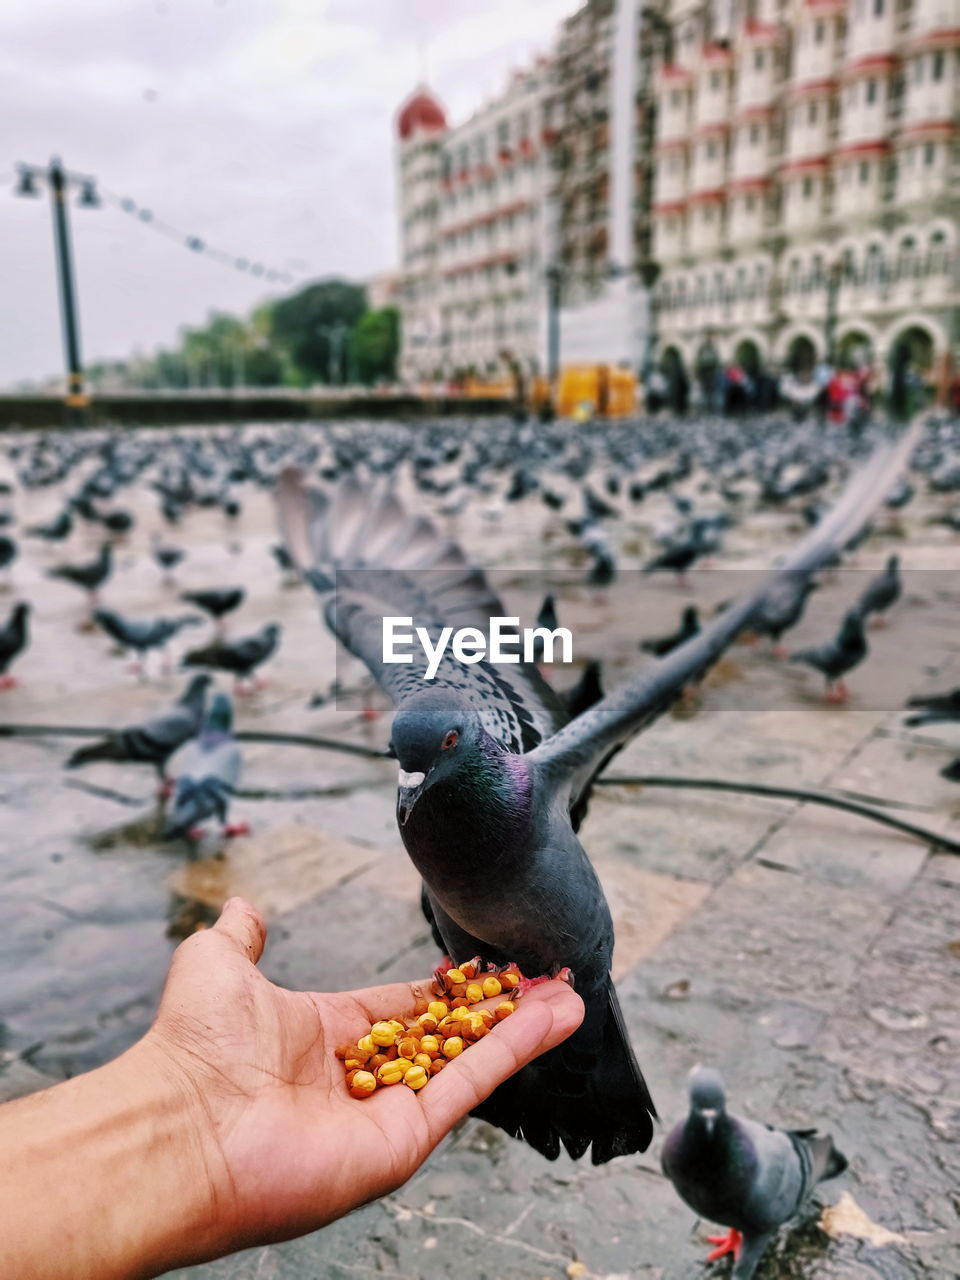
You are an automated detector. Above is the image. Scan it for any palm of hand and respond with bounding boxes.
[150,916,437,1246]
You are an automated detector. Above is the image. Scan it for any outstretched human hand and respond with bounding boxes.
[147,897,585,1260]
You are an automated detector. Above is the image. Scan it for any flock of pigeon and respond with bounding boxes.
[2,409,960,1276]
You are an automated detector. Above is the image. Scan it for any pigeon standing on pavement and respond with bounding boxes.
[26,508,72,543]
[162,692,245,840]
[181,622,281,694]
[0,601,30,689]
[49,543,113,615]
[66,673,212,788]
[661,1067,847,1279]
[854,553,901,627]
[0,534,16,591]
[151,534,185,586]
[93,608,203,677]
[180,587,245,638]
[790,607,868,703]
[641,604,700,657]
[747,575,819,658]
[277,426,915,1167]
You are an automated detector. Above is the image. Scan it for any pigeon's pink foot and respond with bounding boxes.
[772,643,790,660]
[157,779,173,802]
[706,1229,742,1262]
[253,676,269,690]
[869,614,887,628]
[360,705,382,722]
[126,660,143,676]
[555,966,575,987]
[235,681,255,698]
[187,827,205,842]
[825,684,845,705]
[676,573,690,589]
[517,974,554,993]
[0,674,18,690]
[223,821,250,838]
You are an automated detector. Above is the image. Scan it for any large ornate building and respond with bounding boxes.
[394,68,551,383]
[395,0,958,391]
[652,0,959,387]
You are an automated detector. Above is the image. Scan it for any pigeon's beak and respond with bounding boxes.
[397,769,426,826]
[700,1108,717,1137]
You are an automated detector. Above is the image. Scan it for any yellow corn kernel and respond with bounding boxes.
[495,1000,517,1021]
[419,1034,441,1056]
[442,1036,464,1058]
[417,1012,439,1033]
[397,1037,419,1060]
[427,1000,449,1022]
[413,1052,433,1070]
[460,960,478,979]
[445,968,466,985]
[387,1019,406,1036]
[348,1070,377,1099]
[376,1060,409,1086]
[357,1033,376,1054]
[370,1021,398,1047]
[464,981,484,1004]
[481,976,502,999]
[404,1064,429,1090]
[500,971,520,990]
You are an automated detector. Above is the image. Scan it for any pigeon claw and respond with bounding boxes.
[223,821,250,838]
[0,674,18,690]
[771,643,790,660]
[705,1229,742,1262]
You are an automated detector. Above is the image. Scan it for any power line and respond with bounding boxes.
[96,183,308,286]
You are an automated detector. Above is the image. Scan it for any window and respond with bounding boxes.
[924,142,936,165]
[750,123,760,143]
[814,20,825,41]
[865,78,877,103]
[802,176,814,197]
[873,0,884,14]
[859,160,870,182]
[808,101,818,123]
[928,230,949,273]
[706,139,717,159]
[932,51,945,80]
[754,49,765,70]
[746,193,756,211]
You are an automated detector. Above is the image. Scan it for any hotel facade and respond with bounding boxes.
[395,0,959,390]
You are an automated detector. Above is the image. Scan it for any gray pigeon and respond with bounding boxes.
[276,424,918,1166]
[790,607,868,703]
[747,574,818,657]
[67,673,211,781]
[854,553,901,626]
[162,692,244,839]
[93,607,203,675]
[661,1067,847,1278]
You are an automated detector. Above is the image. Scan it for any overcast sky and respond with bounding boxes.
[0,0,575,388]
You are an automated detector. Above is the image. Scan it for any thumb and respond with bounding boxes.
[212,897,267,964]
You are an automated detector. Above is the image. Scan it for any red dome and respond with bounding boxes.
[396,87,447,140]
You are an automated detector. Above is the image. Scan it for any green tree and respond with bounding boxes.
[349,307,399,385]
[270,279,367,385]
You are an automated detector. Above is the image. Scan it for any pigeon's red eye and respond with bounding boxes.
[441,730,459,750]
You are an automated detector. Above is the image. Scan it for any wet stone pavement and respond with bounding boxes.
[1,424,959,1278]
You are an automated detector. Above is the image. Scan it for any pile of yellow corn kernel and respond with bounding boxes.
[338,961,522,1099]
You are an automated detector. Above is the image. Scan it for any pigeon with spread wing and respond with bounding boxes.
[277,422,918,1167]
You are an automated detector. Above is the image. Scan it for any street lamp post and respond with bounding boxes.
[824,260,842,367]
[544,263,562,420]
[14,157,99,426]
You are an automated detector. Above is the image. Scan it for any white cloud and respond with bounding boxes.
[0,0,577,386]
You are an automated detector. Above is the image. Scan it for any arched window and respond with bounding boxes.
[810,253,825,289]
[928,230,949,274]
[841,247,857,284]
[865,243,884,287]
[735,266,747,298]
[787,258,801,293]
[897,235,918,279]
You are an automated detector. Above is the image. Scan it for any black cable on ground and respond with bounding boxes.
[595,774,960,855]
[0,723,391,760]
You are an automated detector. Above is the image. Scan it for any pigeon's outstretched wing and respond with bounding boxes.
[529,421,921,803]
[276,470,567,753]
